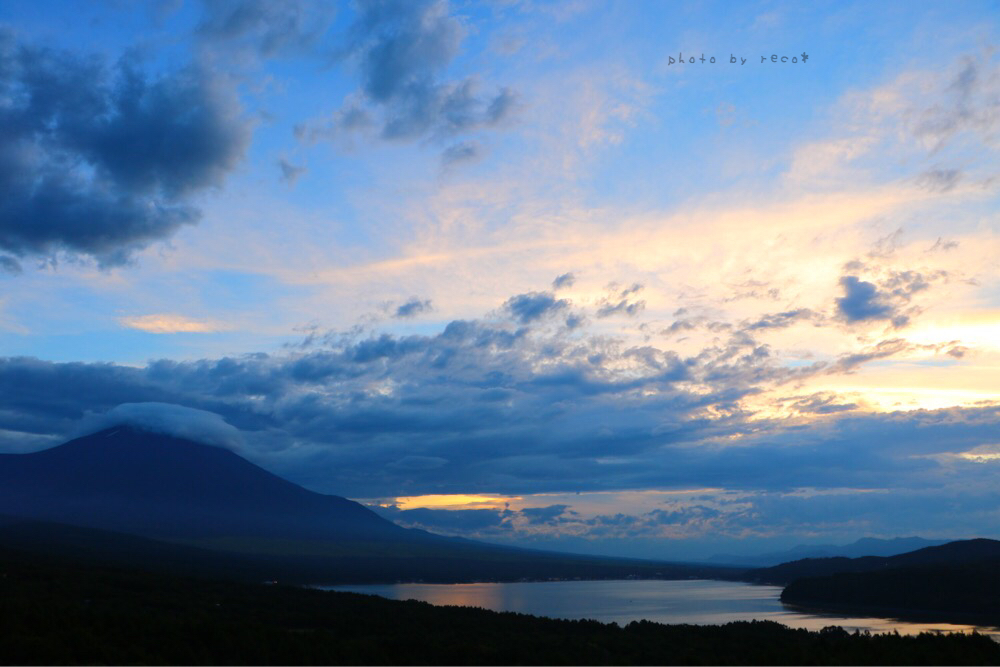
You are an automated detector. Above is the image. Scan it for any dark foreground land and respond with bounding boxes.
[781,561,1000,627]
[743,539,1000,628]
[2,549,998,666]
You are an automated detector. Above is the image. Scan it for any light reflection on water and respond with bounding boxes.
[322,579,1000,640]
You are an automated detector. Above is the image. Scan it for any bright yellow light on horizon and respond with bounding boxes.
[393,494,521,510]
[906,314,1000,351]
[957,444,1000,463]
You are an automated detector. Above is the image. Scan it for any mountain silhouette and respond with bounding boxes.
[706,536,949,567]
[0,425,414,542]
[747,537,1000,585]
[777,540,1000,623]
[0,425,747,583]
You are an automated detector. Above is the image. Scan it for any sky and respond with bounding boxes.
[1,0,999,560]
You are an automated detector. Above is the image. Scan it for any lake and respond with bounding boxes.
[323,579,1000,639]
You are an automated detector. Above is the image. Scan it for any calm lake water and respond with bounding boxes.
[323,579,1000,639]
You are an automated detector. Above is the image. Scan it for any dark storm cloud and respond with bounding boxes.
[394,297,433,318]
[302,0,517,156]
[0,30,251,269]
[503,291,569,323]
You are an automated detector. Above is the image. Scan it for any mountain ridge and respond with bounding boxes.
[707,536,951,567]
[0,425,428,542]
[747,537,1000,585]
[0,425,741,584]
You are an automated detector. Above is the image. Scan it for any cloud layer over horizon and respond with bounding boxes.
[4,272,1000,556]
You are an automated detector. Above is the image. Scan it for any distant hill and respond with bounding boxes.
[747,538,1000,586]
[778,540,1000,625]
[0,425,738,584]
[707,536,950,567]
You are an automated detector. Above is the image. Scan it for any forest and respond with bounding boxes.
[2,547,998,666]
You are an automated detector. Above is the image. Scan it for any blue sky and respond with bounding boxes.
[1,0,999,560]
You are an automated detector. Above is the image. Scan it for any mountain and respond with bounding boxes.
[706,536,950,567]
[746,538,1000,586]
[0,425,414,543]
[778,540,1000,624]
[0,425,741,584]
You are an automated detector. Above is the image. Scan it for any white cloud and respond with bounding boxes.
[118,314,224,333]
[77,402,243,450]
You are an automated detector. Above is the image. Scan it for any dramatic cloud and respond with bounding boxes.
[301,0,517,155]
[0,30,251,269]
[2,270,999,554]
[1,278,990,508]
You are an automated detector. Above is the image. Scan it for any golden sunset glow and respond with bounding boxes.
[393,494,521,510]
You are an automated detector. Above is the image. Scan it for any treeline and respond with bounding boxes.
[2,548,998,665]
[0,516,740,585]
